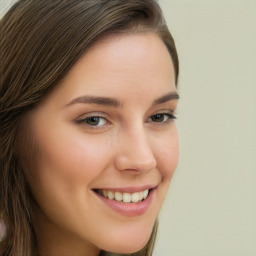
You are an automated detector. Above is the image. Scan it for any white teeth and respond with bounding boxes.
[100,189,150,203]
[103,190,108,197]
[114,192,123,201]
[107,191,114,200]
[139,192,144,201]
[131,192,140,203]
[123,193,131,203]
[143,189,149,199]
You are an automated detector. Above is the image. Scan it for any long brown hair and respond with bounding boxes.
[0,0,179,255]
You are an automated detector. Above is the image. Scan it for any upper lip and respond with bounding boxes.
[93,185,157,193]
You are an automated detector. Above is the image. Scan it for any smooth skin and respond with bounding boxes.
[26,32,179,256]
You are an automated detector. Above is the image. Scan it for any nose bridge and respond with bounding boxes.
[114,124,157,173]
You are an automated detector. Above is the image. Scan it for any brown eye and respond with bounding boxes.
[151,114,165,122]
[85,117,101,126]
[76,116,108,127]
[150,113,176,123]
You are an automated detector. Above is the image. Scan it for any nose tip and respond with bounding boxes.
[115,153,157,173]
[114,133,157,173]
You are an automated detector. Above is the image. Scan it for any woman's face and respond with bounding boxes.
[27,32,179,255]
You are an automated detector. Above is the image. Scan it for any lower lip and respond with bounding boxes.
[95,189,155,217]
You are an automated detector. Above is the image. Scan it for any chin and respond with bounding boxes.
[103,239,149,254]
[98,222,155,254]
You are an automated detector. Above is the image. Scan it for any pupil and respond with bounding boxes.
[87,117,99,125]
[152,114,164,122]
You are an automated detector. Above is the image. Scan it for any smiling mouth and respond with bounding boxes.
[94,189,151,203]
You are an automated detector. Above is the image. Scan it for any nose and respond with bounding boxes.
[114,127,157,173]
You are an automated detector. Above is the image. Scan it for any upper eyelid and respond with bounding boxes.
[75,111,110,120]
[74,109,176,123]
[150,108,176,116]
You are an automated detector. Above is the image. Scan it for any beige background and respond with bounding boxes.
[1,0,256,255]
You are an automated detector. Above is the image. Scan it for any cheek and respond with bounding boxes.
[155,128,179,181]
[152,128,179,207]
[29,128,114,204]
[27,130,114,227]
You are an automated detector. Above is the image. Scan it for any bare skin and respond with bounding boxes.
[27,32,179,256]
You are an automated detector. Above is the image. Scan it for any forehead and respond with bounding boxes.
[75,32,174,80]
[42,32,176,107]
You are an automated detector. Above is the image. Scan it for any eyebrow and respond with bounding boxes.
[152,92,180,105]
[65,91,179,108]
[65,95,121,107]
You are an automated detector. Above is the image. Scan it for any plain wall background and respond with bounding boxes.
[1,0,255,255]
[157,1,256,256]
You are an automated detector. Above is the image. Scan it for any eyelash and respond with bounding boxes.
[75,116,109,127]
[149,113,176,123]
[75,112,176,128]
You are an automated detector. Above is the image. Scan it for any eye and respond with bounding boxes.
[75,116,108,127]
[150,113,176,123]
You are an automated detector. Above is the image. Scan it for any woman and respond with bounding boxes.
[0,0,179,255]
